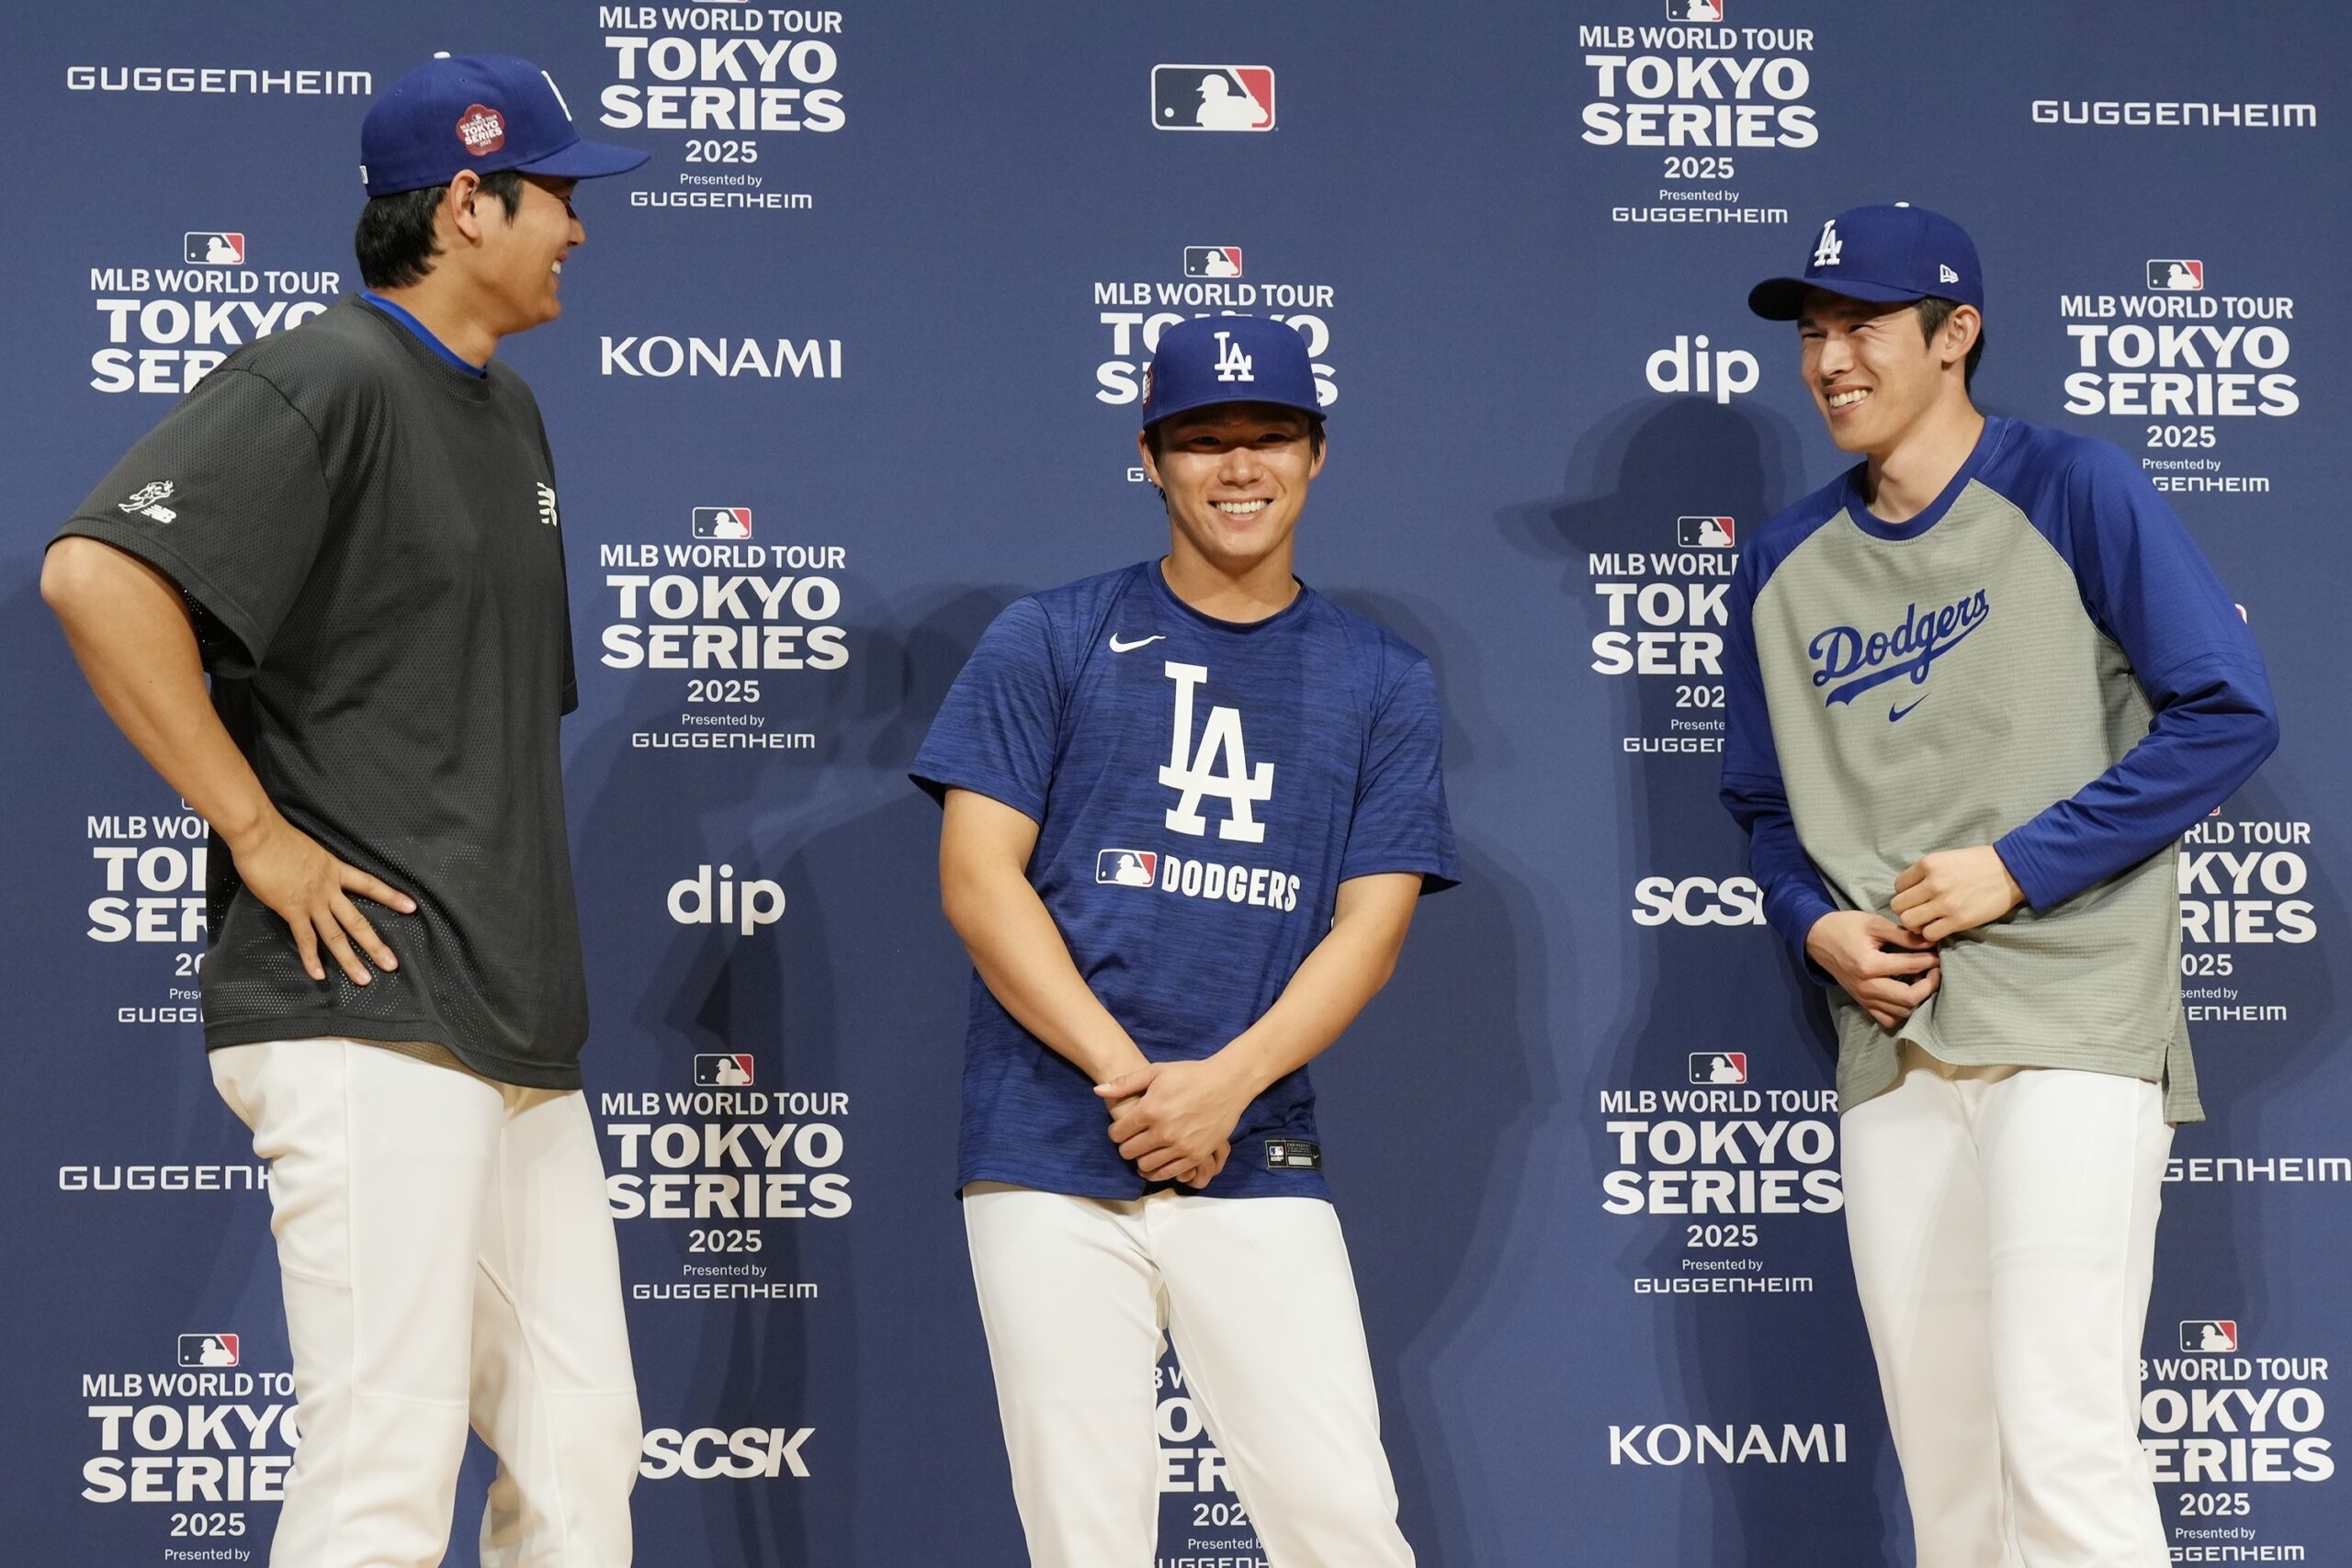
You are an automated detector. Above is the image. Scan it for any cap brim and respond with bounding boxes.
[514,140,650,180]
[1748,276,1929,321]
[1142,391,1326,429]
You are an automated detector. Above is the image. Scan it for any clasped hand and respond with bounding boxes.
[1809,845,2026,1032]
[1096,1059,1247,1189]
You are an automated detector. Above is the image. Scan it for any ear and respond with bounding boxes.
[1306,427,1328,481]
[444,169,490,247]
[1939,304,1982,372]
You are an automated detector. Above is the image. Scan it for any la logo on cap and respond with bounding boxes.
[1811,219,1842,269]
[457,103,506,155]
[1213,330,1254,383]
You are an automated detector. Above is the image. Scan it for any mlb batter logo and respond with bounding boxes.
[185,231,246,265]
[178,1334,240,1368]
[1184,246,1244,278]
[1152,66,1276,132]
[2180,1320,2240,1353]
[457,103,507,155]
[1666,0,1724,17]
[695,1054,755,1088]
[1678,515,1736,549]
[1690,1052,1747,1085]
[2148,259,2206,292]
[693,506,753,540]
[1097,849,1159,887]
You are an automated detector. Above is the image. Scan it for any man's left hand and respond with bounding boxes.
[1097,1059,1253,1182]
[1891,846,2026,942]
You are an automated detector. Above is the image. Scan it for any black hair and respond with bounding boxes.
[1914,296,1984,389]
[354,168,526,290]
[1142,409,1327,462]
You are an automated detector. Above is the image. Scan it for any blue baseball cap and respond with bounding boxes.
[361,53,648,197]
[1749,203,1984,321]
[1141,315,1325,428]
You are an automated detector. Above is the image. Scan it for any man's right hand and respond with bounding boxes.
[231,815,416,985]
[1102,1090,1227,1190]
[1804,910,1939,1032]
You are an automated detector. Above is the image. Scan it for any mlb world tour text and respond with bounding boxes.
[602,1090,851,1221]
[1598,1089,1844,1216]
[600,565,848,671]
[1578,26,1820,148]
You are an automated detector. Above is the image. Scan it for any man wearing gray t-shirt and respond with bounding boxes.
[43,56,647,1568]
[1724,206,2278,1566]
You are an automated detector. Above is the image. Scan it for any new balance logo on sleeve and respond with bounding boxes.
[118,479,178,523]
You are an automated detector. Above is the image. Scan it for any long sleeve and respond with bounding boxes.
[1721,553,1839,982]
[1993,442,2279,908]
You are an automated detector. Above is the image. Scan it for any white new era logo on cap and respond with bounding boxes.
[1939,264,1960,284]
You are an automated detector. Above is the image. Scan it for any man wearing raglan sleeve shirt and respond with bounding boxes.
[42,54,649,1568]
[1722,203,2278,1566]
[911,315,1457,1567]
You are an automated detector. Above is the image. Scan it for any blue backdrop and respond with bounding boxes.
[3,3,2343,1563]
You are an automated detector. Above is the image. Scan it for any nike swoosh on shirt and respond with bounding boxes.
[1888,695,1928,722]
[1108,635,1165,653]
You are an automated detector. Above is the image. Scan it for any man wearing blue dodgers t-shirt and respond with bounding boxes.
[1723,206,2278,1565]
[913,315,1456,1567]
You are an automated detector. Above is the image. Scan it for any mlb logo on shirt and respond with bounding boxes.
[178,1334,240,1368]
[1184,246,1245,278]
[695,1054,755,1087]
[1690,1052,1747,1085]
[1678,515,1736,549]
[184,231,246,265]
[1666,0,1723,17]
[2179,1320,2239,1353]
[1096,849,1159,887]
[2148,260,2205,292]
[1152,66,1276,132]
[693,507,753,540]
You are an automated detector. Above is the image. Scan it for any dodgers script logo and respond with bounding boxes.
[1808,591,1989,712]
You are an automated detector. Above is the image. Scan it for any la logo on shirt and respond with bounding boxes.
[1159,660,1273,842]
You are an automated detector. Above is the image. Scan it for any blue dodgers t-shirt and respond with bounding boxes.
[912,560,1459,1201]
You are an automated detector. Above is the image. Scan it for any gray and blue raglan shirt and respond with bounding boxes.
[1722,417,2278,1122]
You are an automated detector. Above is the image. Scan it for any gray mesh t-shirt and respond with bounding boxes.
[54,298,589,1088]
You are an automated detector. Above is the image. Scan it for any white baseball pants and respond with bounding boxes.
[1842,1043,2173,1568]
[962,1182,1415,1568]
[211,1038,642,1568]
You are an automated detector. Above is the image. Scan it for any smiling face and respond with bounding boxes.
[474,173,582,335]
[1136,403,1325,581]
[1797,288,1976,457]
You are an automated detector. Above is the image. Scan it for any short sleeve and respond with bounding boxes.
[1339,657,1460,892]
[51,367,332,678]
[910,598,1066,821]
